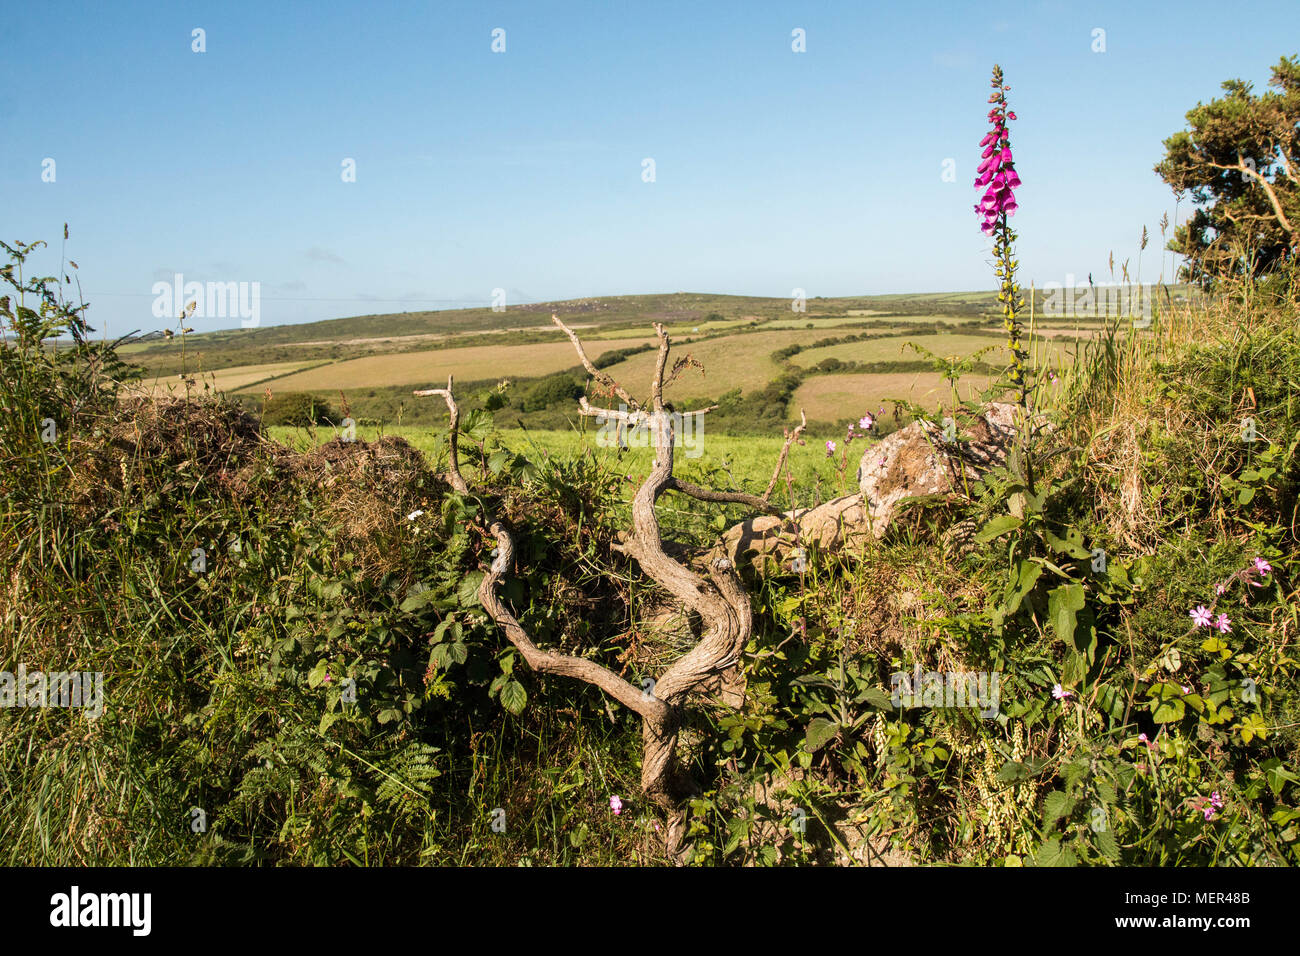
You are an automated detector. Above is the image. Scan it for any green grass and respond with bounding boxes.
[9,251,1296,868]
[268,424,869,509]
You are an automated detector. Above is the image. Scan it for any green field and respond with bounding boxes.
[115,289,1168,436]
[267,424,868,507]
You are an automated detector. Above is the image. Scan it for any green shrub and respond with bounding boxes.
[523,373,583,412]
[261,391,335,426]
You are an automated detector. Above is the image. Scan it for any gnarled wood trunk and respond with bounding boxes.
[418,317,804,860]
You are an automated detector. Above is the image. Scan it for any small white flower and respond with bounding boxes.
[407,509,425,521]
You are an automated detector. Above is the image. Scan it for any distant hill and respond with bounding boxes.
[127,286,1179,354]
[119,286,1193,426]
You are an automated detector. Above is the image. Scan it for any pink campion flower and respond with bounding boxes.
[859,415,874,430]
[610,795,623,815]
[1254,557,1272,575]
[1215,582,1226,595]
[1202,792,1225,821]
[825,440,836,456]
[1051,684,1073,701]
[1137,733,1156,750]
[1190,606,1213,628]
[1215,613,1231,633]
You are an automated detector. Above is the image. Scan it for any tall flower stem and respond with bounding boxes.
[976,64,1034,488]
[993,209,1030,409]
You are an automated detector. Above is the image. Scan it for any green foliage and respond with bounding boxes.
[520,372,584,412]
[1156,55,1300,283]
[4,231,1299,868]
[261,391,336,426]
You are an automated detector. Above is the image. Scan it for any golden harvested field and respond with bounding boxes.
[598,329,854,401]
[138,360,323,395]
[791,332,1082,369]
[233,336,655,392]
[791,371,1000,421]
[763,316,903,330]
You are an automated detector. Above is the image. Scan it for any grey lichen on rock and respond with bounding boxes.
[714,402,1023,570]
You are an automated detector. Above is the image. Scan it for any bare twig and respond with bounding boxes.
[651,323,670,411]
[552,313,639,409]
[666,477,782,514]
[763,408,808,501]
[413,375,467,493]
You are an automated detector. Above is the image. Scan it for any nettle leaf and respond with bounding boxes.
[997,757,1045,783]
[1031,836,1076,867]
[1061,759,1090,790]
[499,680,527,715]
[1095,827,1120,862]
[804,717,840,754]
[1048,583,1086,648]
[1043,791,1072,828]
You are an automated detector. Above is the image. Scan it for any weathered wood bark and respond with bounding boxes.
[417,320,801,859]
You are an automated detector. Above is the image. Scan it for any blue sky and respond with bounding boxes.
[2,0,1294,335]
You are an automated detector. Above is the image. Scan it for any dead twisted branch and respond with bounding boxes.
[416,318,804,858]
